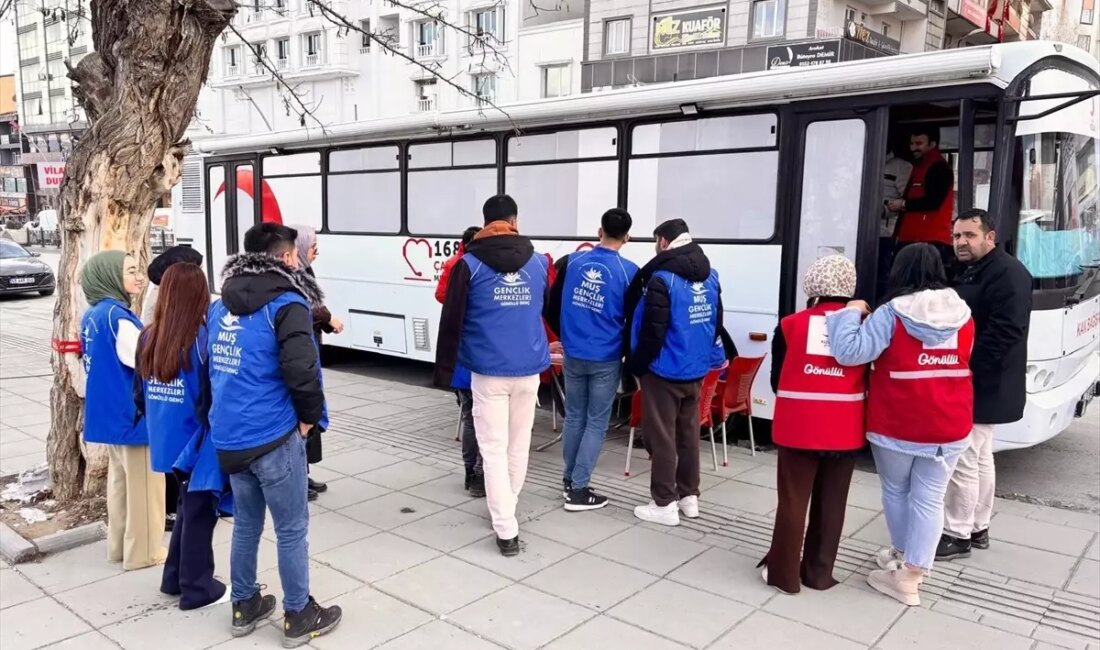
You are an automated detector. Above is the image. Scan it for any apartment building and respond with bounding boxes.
[1042,0,1099,58]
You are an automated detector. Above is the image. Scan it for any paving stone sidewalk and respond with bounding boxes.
[2,298,1099,650]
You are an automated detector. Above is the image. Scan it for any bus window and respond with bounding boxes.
[262,152,322,230]
[626,114,778,239]
[408,139,497,235]
[327,145,401,233]
[504,127,618,238]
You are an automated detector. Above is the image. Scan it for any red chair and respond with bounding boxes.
[698,369,724,471]
[712,356,766,460]
[624,389,646,477]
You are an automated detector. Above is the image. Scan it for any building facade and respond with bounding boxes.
[1041,0,1099,58]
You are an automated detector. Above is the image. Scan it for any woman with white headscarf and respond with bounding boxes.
[292,225,343,500]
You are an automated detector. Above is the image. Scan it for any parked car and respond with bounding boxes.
[0,239,55,297]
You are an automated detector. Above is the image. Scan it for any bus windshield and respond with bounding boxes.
[1015,70,1100,290]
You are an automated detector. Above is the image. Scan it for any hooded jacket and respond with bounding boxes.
[623,241,731,380]
[210,253,326,472]
[434,222,550,386]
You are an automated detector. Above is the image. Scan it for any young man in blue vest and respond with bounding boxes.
[208,223,342,647]
[546,208,638,511]
[624,218,725,527]
[435,195,551,557]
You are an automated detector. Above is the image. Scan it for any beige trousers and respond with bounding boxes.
[106,444,168,570]
[943,423,996,539]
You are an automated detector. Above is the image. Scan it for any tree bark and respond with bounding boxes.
[48,0,234,502]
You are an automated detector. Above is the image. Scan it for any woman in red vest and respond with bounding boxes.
[759,255,866,594]
[826,244,974,607]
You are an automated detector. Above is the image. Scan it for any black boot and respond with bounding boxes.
[935,534,972,560]
[971,528,990,550]
[283,596,343,648]
[468,474,486,498]
[308,488,319,502]
[307,478,328,493]
[562,479,572,498]
[496,536,520,557]
[231,590,277,638]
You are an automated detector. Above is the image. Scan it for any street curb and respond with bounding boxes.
[34,521,106,556]
[0,521,37,564]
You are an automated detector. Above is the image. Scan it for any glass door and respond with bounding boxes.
[204,157,258,291]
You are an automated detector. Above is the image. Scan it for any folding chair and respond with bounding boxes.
[713,356,766,459]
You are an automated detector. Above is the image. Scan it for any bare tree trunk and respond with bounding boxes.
[47,0,234,502]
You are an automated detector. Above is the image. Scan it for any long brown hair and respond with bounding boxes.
[139,263,210,383]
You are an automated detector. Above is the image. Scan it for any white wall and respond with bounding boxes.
[516,20,584,100]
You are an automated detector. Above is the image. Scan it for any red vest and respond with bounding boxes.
[772,303,868,451]
[897,148,954,246]
[867,317,976,444]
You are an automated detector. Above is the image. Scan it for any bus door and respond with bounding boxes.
[780,108,886,314]
[204,156,259,291]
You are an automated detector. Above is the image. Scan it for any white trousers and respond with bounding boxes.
[943,423,996,539]
[471,373,540,540]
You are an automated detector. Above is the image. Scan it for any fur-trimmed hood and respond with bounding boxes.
[220,253,324,316]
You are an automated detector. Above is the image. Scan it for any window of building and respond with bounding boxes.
[273,0,287,12]
[1081,6,1094,24]
[844,6,857,23]
[414,20,442,57]
[360,19,372,51]
[469,8,502,48]
[249,42,267,75]
[1078,34,1092,50]
[472,73,496,106]
[751,0,786,39]
[505,128,618,237]
[604,18,631,55]
[408,140,498,234]
[302,32,323,66]
[930,0,946,15]
[881,23,891,37]
[224,45,241,76]
[327,146,401,233]
[628,114,779,239]
[275,38,290,69]
[45,20,64,45]
[415,79,438,111]
[541,64,570,98]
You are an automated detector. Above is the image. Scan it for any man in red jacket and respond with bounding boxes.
[890,127,955,267]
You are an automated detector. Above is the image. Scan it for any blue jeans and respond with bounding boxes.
[870,442,963,571]
[562,357,621,490]
[229,433,310,613]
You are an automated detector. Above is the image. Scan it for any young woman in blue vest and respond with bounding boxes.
[759,255,867,595]
[80,250,167,570]
[827,243,975,607]
[134,262,230,610]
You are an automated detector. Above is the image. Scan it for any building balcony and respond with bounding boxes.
[416,42,439,58]
[417,96,436,112]
[866,0,929,20]
[209,46,356,89]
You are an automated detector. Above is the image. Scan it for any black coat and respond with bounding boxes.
[952,246,1033,424]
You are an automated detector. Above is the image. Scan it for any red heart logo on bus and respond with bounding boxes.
[575,242,595,252]
[402,238,433,281]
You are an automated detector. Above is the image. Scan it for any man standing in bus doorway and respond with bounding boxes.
[624,219,726,526]
[938,209,1033,560]
[889,128,955,267]
[546,208,638,512]
[434,195,550,557]
[878,144,913,299]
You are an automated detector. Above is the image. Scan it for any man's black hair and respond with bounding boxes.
[243,222,298,257]
[483,195,518,225]
[953,208,995,233]
[601,208,632,240]
[910,126,941,145]
[461,226,482,247]
[654,218,689,243]
[885,243,948,302]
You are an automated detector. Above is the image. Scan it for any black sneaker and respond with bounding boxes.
[564,487,609,512]
[562,479,572,498]
[307,488,319,502]
[283,596,342,648]
[935,534,972,560]
[468,474,486,498]
[497,536,520,557]
[971,528,990,550]
[231,590,277,638]
[307,478,328,493]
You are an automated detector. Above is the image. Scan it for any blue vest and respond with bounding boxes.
[451,362,472,390]
[561,247,638,363]
[143,331,206,473]
[632,270,721,381]
[458,253,550,377]
[208,292,312,451]
[81,299,147,445]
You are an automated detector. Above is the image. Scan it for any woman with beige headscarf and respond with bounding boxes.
[758,255,867,594]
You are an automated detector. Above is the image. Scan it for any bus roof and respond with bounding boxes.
[194,42,1098,155]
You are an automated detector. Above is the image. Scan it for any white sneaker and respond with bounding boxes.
[202,589,232,609]
[875,547,905,570]
[678,495,700,519]
[633,501,680,526]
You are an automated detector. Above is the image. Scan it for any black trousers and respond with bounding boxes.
[160,473,226,610]
[457,389,483,476]
[165,473,179,516]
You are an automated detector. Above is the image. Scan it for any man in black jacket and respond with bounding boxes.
[938,209,1033,560]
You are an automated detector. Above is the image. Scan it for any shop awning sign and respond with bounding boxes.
[652,6,727,50]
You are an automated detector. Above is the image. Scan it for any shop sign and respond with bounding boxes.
[36,162,66,190]
[651,6,727,50]
[844,20,901,54]
[767,40,841,69]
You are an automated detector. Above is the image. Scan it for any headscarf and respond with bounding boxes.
[81,250,129,305]
[803,254,857,300]
[148,246,203,286]
[291,224,316,271]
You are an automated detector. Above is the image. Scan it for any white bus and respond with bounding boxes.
[178,41,1100,452]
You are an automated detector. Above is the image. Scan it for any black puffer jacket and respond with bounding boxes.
[952,246,1033,424]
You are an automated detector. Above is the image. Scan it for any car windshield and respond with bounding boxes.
[0,240,31,259]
